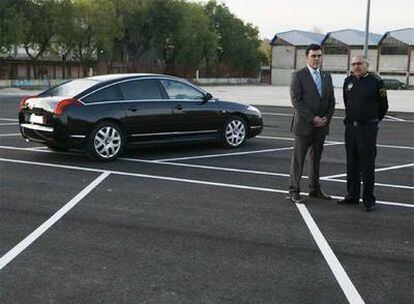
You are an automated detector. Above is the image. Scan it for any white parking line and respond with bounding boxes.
[296,204,365,304]
[385,115,405,122]
[0,133,21,137]
[256,136,414,150]
[262,112,412,123]
[322,178,414,190]
[155,147,294,162]
[322,163,414,180]
[0,171,110,271]
[0,145,411,191]
[0,118,18,122]
[0,157,412,209]
[0,123,19,126]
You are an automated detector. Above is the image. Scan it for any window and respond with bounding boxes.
[323,46,348,55]
[119,79,164,100]
[40,79,98,97]
[381,46,407,55]
[82,85,123,103]
[160,80,204,100]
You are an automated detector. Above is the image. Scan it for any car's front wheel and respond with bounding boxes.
[87,121,125,161]
[221,115,247,148]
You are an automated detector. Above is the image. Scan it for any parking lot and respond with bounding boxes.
[0,92,413,303]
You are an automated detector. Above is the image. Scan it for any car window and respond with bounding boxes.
[82,85,123,103]
[160,80,204,100]
[119,79,164,100]
[39,79,98,97]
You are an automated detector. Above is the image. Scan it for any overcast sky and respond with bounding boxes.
[195,0,413,39]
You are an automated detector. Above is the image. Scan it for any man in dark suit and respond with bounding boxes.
[288,44,335,203]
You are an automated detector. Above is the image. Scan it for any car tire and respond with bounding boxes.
[221,115,247,148]
[87,121,125,161]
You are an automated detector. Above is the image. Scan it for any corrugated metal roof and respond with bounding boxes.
[381,28,414,45]
[324,29,382,46]
[270,30,325,46]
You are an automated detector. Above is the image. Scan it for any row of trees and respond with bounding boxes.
[0,0,269,78]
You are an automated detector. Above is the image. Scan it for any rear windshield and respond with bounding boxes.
[38,79,99,97]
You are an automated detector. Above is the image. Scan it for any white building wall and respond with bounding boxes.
[295,49,307,69]
[323,55,348,71]
[272,46,295,69]
[271,68,294,86]
[410,49,414,73]
[379,55,408,72]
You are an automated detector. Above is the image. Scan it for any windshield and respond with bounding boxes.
[39,79,99,97]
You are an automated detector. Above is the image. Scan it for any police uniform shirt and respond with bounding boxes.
[343,72,389,122]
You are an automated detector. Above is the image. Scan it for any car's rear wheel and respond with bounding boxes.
[87,121,125,161]
[221,115,247,148]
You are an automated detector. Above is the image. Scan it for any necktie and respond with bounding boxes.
[314,70,322,97]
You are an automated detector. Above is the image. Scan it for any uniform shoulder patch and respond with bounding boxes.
[379,88,387,97]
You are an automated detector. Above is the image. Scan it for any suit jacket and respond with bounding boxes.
[290,67,335,136]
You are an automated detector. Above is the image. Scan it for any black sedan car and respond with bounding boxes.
[19,74,263,161]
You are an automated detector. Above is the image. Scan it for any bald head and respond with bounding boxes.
[351,55,369,78]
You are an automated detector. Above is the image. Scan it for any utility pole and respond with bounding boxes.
[363,0,371,58]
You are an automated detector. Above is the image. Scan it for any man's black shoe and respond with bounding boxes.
[287,192,304,204]
[309,189,331,200]
[364,203,376,212]
[337,198,359,205]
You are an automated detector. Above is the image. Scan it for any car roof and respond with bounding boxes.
[85,73,180,83]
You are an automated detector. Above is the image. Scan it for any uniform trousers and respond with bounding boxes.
[345,122,378,204]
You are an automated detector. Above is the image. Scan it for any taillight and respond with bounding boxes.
[18,96,34,111]
[54,98,81,116]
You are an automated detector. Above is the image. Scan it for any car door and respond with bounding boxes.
[118,78,173,143]
[159,79,222,140]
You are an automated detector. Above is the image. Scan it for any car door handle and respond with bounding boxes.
[127,106,138,112]
[175,104,183,110]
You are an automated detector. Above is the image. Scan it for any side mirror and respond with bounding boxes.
[202,92,213,103]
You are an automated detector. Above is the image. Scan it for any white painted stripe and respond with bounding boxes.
[0,123,19,126]
[121,157,292,178]
[0,157,412,208]
[257,136,414,150]
[322,163,414,179]
[257,135,294,141]
[385,115,405,122]
[26,146,48,150]
[374,163,414,173]
[0,171,110,270]
[262,112,413,123]
[0,118,18,122]
[322,178,414,190]
[0,145,410,191]
[295,204,365,304]
[0,133,21,137]
[377,144,414,150]
[154,147,294,162]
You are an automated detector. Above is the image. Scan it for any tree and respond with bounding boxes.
[0,0,25,54]
[72,0,122,75]
[18,0,61,78]
[205,0,261,75]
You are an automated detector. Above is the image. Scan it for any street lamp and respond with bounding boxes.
[363,0,371,58]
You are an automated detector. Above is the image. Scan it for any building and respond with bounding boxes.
[322,29,382,86]
[378,28,414,86]
[0,47,85,80]
[270,28,414,87]
[270,30,325,85]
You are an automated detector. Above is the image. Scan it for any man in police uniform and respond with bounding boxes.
[338,55,388,211]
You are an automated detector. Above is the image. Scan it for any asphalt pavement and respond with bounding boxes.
[0,92,413,304]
